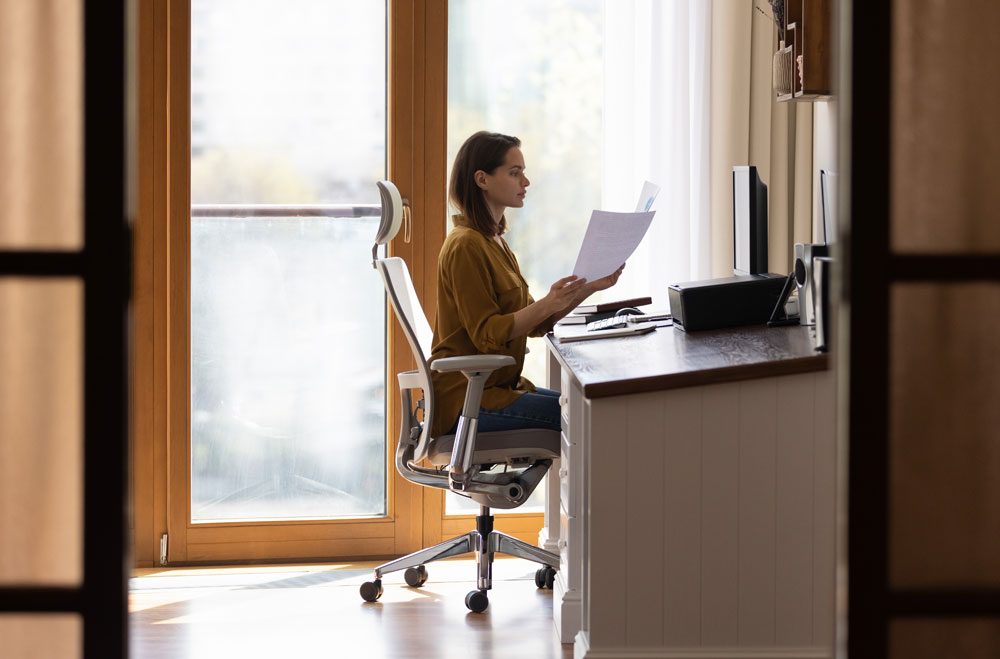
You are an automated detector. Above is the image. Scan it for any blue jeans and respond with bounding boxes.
[448,387,562,433]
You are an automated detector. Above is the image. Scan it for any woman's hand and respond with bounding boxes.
[509,267,624,340]
[510,275,587,340]
[543,275,589,314]
[549,265,625,315]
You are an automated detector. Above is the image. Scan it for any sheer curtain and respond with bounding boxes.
[603,0,712,308]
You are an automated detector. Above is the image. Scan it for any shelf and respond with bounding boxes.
[774,0,832,101]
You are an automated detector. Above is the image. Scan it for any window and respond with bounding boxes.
[189,0,387,522]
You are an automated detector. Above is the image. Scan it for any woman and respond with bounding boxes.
[429,131,624,437]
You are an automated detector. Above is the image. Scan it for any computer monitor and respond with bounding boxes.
[732,165,768,275]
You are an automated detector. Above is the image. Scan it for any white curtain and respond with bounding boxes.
[602,0,712,308]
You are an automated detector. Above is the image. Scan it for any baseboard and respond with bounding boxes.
[538,527,559,554]
[574,634,832,659]
[553,577,582,642]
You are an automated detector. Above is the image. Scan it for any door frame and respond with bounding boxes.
[844,0,1000,655]
[134,0,545,566]
[0,2,130,656]
[133,0,449,565]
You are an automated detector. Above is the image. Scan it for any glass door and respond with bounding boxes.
[164,0,425,563]
[190,0,387,522]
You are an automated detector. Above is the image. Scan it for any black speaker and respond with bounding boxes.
[793,243,828,326]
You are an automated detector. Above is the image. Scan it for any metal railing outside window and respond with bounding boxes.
[189,203,387,522]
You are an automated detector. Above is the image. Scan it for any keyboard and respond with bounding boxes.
[586,315,636,332]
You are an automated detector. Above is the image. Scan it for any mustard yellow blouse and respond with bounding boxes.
[429,215,554,437]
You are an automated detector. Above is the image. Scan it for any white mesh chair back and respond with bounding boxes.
[378,257,433,359]
[376,257,436,454]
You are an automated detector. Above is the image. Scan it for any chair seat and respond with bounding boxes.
[428,428,560,466]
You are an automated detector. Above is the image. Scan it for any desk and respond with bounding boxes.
[540,324,835,659]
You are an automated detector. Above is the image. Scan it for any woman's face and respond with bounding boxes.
[477,146,530,211]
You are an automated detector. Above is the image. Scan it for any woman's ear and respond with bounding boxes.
[474,170,488,190]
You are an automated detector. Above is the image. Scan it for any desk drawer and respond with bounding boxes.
[559,432,580,516]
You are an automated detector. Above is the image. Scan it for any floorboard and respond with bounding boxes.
[130,557,572,659]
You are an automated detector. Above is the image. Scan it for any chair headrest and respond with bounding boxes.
[374,181,404,247]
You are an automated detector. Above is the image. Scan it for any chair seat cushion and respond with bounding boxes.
[427,428,560,467]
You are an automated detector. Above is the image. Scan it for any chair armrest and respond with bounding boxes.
[429,354,514,492]
[430,355,514,374]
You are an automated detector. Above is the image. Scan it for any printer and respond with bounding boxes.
[667,274,787,331]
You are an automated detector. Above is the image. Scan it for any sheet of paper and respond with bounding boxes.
[635,180,661,212]
[572,209,656,282]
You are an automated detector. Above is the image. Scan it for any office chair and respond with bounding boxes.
[360,181,560,613]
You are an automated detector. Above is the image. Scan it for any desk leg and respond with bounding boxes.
[539,348,561,554]
[539,462,561,554]
[544,345,582,643]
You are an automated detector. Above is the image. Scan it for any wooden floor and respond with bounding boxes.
[130,557,572,659]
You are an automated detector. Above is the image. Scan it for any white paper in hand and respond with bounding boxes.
[571,209,656,282]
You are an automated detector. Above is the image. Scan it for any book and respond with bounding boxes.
[556,309,624,326]
[554,321,658,343]
[573,296,652,315]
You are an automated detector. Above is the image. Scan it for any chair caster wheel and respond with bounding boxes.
[404,565,428,588]
[465,589,489,613]
[359,579,383,602]
[535,566,557,589]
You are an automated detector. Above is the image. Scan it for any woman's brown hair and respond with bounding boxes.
[449,131,521,237]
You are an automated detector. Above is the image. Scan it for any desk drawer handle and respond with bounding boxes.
[559,467,569,479]
[557,539,568,549]
[559,395,569,407]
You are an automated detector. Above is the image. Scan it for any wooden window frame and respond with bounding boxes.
[133,0,543,565]
[133,0,446,565]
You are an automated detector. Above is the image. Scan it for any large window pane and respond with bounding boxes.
[191,0,385,205]
[0,614,81,659]
[446,0,604,514]
[890,283,1000,587]
[0,0,82,248]
[0,280,82,585]
[190,0,387,522]
[891,0,1000,253]
[191,218,385,521]
[891,619,1000,659]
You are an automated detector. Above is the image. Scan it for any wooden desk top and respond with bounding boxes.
[545,323,828,399]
